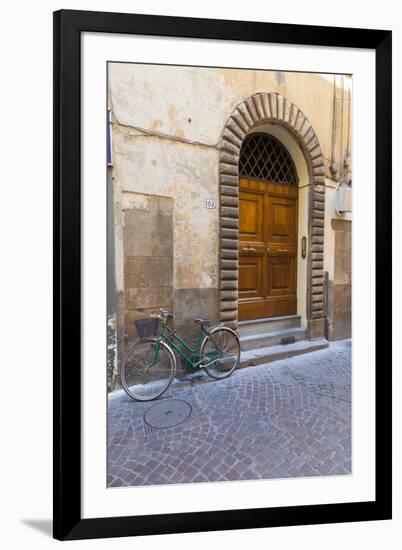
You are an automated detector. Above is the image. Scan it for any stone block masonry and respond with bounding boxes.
[329,219,352,340]
[123,194,173,344]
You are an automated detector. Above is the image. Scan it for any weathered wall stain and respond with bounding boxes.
[275,71,285,86]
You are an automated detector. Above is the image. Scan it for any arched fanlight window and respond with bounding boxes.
[239,133,299,186]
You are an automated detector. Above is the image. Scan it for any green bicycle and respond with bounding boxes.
[120,308,240,401]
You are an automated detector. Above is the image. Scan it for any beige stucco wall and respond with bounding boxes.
[113,134,220,292]
[109,64,348,162]
[108,63,352,356]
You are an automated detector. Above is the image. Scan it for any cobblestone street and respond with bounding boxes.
[108,340,351,487]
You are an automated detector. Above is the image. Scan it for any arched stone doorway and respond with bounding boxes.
[218,92,326,340]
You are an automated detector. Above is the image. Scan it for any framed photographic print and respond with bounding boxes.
[53,9,392,541]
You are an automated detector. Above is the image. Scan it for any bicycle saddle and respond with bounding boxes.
[193,317,210,326]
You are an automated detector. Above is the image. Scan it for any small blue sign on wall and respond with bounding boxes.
[107,109,113,166]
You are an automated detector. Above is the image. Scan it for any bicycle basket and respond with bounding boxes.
[134,318,159,338]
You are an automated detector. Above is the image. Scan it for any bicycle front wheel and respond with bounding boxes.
[120,338,176,401]
[200,326,240,380]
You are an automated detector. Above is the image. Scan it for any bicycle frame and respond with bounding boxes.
[157,320,224,371]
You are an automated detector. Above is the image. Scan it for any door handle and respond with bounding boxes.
[243,246,256,252]
[278,248,288,252]
[301,236,307,259]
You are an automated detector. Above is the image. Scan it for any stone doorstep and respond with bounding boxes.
[240,327,307,351]
[239,314,301,336]
[239,338,329,368]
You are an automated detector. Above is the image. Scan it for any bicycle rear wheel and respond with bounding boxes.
[120,338,176,401]
[200,326,240,380]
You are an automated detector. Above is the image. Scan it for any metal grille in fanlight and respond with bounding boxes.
[239,133,298,185]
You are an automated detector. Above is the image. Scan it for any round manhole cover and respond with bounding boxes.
[144,399,192,429]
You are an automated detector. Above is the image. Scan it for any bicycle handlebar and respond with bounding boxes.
[152,308,173,320]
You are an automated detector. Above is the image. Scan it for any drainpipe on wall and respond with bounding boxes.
[329,76,338,178]
[323,270,331,340]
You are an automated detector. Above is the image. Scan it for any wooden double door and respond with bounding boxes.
[238,178,298,321]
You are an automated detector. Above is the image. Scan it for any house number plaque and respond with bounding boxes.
[204,198,216,209]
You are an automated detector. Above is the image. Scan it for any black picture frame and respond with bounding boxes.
[53,9,392,541]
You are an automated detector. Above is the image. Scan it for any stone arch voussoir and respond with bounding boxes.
[218,92,326,339]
